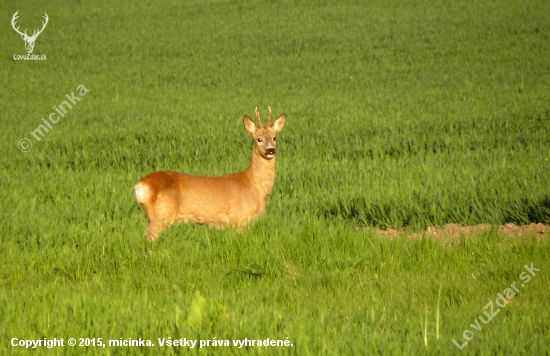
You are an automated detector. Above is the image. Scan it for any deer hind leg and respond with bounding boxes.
[135,182,167,241]
[137,202,174,241]
[136,182,183,240]
[144,220,165,241]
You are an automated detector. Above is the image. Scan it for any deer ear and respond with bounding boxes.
[243,115,256,135]
[271,114,286,133]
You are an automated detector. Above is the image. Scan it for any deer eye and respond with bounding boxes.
[257,138,263,143]
[273,136,276,141]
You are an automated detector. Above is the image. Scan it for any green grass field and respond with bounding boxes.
[1,0,549,354]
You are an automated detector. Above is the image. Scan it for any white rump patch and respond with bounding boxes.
[134,182,150,204]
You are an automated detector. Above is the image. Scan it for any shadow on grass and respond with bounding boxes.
[319,195,550,229]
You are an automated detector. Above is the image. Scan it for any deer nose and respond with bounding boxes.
[266,148,276,156]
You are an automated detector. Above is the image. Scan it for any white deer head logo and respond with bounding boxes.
[11,11,49,54]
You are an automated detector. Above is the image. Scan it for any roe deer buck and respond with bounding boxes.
[135,107,286,240]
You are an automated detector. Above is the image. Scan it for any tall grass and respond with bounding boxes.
[1,0,549,354]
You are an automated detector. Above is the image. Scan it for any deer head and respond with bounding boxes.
[11,11,49,54]
[243,106,286,160]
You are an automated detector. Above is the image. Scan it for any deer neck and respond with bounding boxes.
[245,150,276,198]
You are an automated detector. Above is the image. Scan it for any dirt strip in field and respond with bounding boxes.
[375,223,550,241]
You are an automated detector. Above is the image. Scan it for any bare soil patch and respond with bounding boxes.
[376,223,550,241]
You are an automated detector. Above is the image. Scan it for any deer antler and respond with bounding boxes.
[11,11,48,39]
[32,13,49,38]
[11,11,27,37]
[267,106,272,126]
[254,107,263,127]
